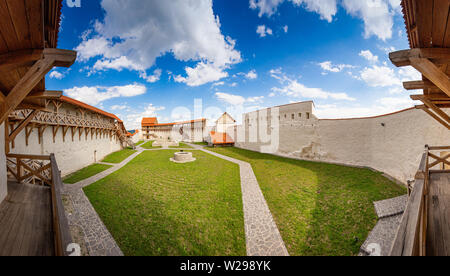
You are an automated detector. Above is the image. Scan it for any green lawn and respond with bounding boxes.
[141,140,161,149]
[169,142,193,149]
[63,164,112,184]
[193,142,208,146]
[208,147,406,256]
[135,140,145,146]
[102,148,137,163]
[84,150,245,256]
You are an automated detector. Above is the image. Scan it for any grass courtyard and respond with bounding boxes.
[208,147,406,256]
[102,148,137,163]
[141,140,161,149]
[63,164,112,184]
[84,150,245,256]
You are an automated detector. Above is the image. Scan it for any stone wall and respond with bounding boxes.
[233,102,450,184]
[0,123,7,203]
[10,126,122,177]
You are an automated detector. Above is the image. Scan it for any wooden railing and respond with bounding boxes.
[6,153,73,256]
[390,145,450,256]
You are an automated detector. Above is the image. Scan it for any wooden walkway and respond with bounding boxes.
[0,182,54,256]
[427,172,450,256]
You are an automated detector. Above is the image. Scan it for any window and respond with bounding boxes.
[291,114,295,119]
[306,112,310,119]
[284,114,287,119]
[299,113,302,118]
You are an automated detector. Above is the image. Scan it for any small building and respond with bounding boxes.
[141,117,207,142]
[215,112,236,133]
[207,131,235,147]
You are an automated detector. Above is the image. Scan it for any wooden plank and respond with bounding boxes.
[432,0,449,47]
[390,48,450,67]
[5,0,31,50]
[25,0,44,49]
[25,90,62,99]
[0,49,43,71]
[415,0,434,48]
[404,80,440,90]
[0,0,21,50]
[418,105,450,130]
[410,57,450,98]
[8,109,37,142]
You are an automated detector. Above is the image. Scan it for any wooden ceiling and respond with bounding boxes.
[390,0,450,129]
[0,0,62,100]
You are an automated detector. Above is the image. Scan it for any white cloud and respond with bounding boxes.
[250,0,337,22]
[270,69,355,101]
[342,0,394,41]
[49,70,64,80]
[359,50,379,63]
[245,69,258,80]
[76,0,241,86]
[215,92,265,106]
[174,62,229,87]
[64,84,147,105]
[141,69,162,83]
[360,65,400,87]
[319,61,355,73]
[256,25,273,37]
[283,25,288,33]
[110,105,129,111]
[315,95,416,119]
[250,0,398,40]
[212,81,225,87]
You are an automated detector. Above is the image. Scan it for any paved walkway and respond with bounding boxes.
[190,144,289,256]
[63,144,288,256]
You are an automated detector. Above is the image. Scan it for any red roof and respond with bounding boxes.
[210,131,234,145]
[60,96,123,122]
[142,117,158,127]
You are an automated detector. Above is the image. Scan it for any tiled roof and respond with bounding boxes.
[210,131,234,145]
[59,96,123,122]
[141,117,158,126]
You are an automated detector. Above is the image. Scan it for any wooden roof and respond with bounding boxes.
[0,0,62,97]
[402,0,450,49]
[389,0,450,129]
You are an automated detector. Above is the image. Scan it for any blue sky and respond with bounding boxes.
[47,0,420,129]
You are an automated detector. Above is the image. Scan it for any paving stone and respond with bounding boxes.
[360,214,402,256]
[374,195,408,219]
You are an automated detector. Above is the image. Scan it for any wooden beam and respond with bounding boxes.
[25,124,34,146]
[412,95,450,123]
[8,110,38,142]
[390,48,450,67]
[52,126,60,143]
[409,57,450,98]
[43,48,77,68]
[0,49,43,71]
[0,48,77,124]
[416,105,450,130]
[26,90,62,100]
[62,126,69,142]
[38,125,47,144]
[403,80,437,90]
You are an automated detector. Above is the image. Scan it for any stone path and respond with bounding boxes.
[63,143,288,256]
[63,148,145,256]
[189,144,289,256]
[359,195,408,256]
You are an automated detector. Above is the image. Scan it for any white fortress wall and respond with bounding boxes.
[10,126,122,177]
[0,123,7,203]
[233,102,450,183]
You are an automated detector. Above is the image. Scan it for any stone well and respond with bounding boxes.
[170,151,196,163]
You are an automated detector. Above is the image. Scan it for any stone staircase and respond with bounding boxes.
[359,195,408,256]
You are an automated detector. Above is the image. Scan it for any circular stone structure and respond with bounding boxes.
[170,151,196,163]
